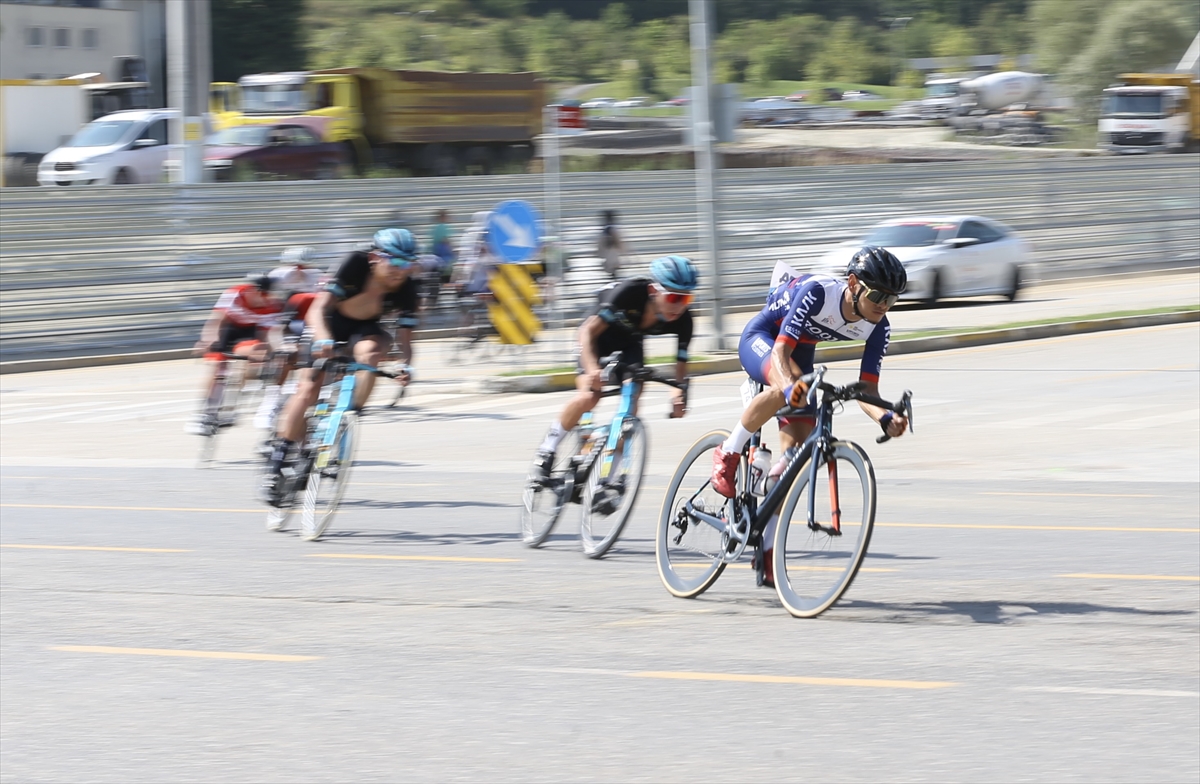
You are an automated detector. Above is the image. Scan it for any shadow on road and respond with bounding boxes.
[316,528,520,547]
[339,498,515,510]
[833,599,1194,624]
[364,409,515,424]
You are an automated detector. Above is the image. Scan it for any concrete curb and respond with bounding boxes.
[480,309,1200,394]
[2,309,1195,380]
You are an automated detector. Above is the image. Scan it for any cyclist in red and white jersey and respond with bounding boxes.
[186,273,283,434]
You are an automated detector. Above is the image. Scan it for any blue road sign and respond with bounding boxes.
[487,200,542,263]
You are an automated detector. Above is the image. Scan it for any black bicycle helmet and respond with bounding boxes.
[245,272,273,291]
[847,246,907,294]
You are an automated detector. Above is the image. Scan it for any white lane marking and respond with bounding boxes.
[1016,686,1200,698]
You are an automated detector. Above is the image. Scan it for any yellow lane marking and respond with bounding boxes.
[672,562,895,573]
[1060,573,1200,582]
[628,671,955,689]
[306,553,519,563]
[1,504,259,513]
[50,645,319,662]
[878,523,1198,533]
[1,544,189,553]
[980,492,1158,498]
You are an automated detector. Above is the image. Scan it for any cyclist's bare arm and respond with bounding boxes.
[857,380,907,437]
[577,315,609,391]
[308,291,337,348]
[194,311,225,354]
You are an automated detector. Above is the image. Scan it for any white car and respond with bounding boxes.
[613,97,648,108]
[817,216,1032,304]
[581,97,615,109]
[38,108,178,187]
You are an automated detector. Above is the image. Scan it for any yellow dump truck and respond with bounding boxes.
[1099,73,1200,153]
[230,68,544,175]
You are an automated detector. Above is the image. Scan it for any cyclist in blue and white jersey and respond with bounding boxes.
[710,246,910,498]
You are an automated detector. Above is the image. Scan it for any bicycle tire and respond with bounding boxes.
[519,430,583,547]
[300,412,359,541]
[195,376,227,469]
[579,417,647,558]
[773,440,876,618]
[655,429,734,598]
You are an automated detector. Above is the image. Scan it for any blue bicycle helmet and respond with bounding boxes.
[372,228,418,262]
[649,255,699,292]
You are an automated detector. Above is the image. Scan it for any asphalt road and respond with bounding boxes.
[2,325,1198,783]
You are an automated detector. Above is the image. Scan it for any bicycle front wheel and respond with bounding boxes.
[579,417,647,558]
[656,429,734,598]
[773,441,876,618]
[519,430,583,547]
[300,413,359,541]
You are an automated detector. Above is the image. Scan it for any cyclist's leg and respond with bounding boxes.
[350,332,389,410]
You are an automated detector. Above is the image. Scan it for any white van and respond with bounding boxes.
[38,108,177,186]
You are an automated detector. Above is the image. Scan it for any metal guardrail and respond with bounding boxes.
[1,156,1197,361]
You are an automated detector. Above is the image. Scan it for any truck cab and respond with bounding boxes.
[1099,74,1196,153]
[921,77,965,120]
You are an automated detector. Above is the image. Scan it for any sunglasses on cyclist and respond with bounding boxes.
[660,290,694,306]
[859,284,899,308]
[386,255,412,269]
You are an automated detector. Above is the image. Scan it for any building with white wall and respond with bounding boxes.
[0,0,165,105]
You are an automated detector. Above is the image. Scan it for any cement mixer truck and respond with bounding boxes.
[947,71,1052,143]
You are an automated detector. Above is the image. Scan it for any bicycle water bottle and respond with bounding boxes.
[749,445,772,496]
[764,446,796,495]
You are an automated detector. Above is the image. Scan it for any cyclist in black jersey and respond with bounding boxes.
[532,256,700,477]
[262,228,419,499]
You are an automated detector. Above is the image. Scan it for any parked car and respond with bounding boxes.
[202,123,349,181]
[816,216,1032,304]
[786,92,808,102]
[842,90,884,101]
[581,97,615,109]
[37,108,177,186]
[613,97,648,108]
[666,95,690,106]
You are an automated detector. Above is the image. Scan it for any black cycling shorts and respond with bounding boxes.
[214,322,259,354]
[327,310,391,346]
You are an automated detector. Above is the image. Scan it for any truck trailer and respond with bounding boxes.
[232,68,545,175]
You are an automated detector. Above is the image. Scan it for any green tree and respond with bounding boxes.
[1064,0,1194,121]
[212,0,306,81]
[809,18,884,84]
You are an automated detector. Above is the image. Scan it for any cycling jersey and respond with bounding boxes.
[739,273,890,386]
[213,283,281,329]
[588,277,694,366]
[323,251,420,341]
[281,292,318,337]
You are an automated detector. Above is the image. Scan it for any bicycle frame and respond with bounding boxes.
[594,377,642,481]
[682,370,907,564]
[313,359,375,469]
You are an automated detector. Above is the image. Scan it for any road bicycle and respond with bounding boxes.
[520,355,687,558]
[264,348,399,541]
[195,349,264,468]
[656,366,913,618]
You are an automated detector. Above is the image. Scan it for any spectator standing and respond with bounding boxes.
[429,208,456,286]
[597,209,627,280]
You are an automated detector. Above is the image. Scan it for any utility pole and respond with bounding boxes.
[166,0,210,184]
[688,0,726,351]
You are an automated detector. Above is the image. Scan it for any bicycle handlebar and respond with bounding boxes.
[311,348,400,379]
[597,355,689,414]
[772,364,914,443]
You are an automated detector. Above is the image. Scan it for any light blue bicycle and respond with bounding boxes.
[265,350,399,541]
[520,355,687,558]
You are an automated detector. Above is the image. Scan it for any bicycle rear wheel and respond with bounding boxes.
[300,413,359,541]
[579,417,647,558]
[656,429,734,598]
[519,430,583,547]
[773,441,876,618]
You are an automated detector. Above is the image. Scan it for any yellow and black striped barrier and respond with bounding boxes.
[487,263,543,344]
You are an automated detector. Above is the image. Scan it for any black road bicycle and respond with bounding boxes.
[656,366,913,618]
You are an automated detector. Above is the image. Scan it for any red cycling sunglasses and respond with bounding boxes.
[661,291,694,306]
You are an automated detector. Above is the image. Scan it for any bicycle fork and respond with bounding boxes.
[807,438,842,536]
[314,375,355,471]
